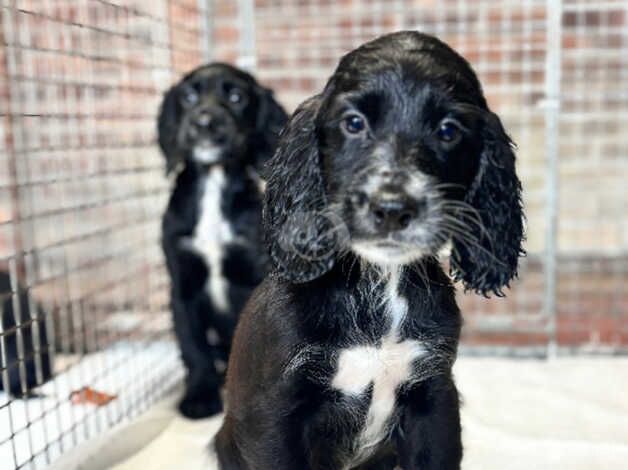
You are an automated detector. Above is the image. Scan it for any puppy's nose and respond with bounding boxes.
[192,108,228,143]
[195,110,211,127]
[369,196,420,232]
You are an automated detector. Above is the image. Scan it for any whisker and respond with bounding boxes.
[444,229,507,267]
[431,182,466,192]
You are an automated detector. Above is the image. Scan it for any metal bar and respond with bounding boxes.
[0,2,25,280]
[237,0,257,71]
[542,0,563,357]
[199,0,212,62]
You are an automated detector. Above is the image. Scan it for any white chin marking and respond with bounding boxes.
[193,146,221,164]
[351,241,425,266]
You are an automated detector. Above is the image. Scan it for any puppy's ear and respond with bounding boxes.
[257,88,288,137]
[450,111,525,296]
[157,86,182,175]
[263,96,340,283]
[253,87,288,174]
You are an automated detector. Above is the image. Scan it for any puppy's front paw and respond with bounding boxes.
[178,391,222,419]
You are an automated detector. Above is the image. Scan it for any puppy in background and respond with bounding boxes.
[216,32,524,469]
[158,63,287,418]
[0,271,52,397]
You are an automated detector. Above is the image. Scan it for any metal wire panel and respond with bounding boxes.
[213,0,627,353]
[0,1,210,468]
[0,0,625,468]
[233,0,552,350]
[557,0,628,351]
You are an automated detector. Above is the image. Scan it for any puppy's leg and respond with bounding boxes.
[167,245,225,418]
[171,294,223,418]
[394,375,462,470]
[215,414,312,470]
[214,419,246,470]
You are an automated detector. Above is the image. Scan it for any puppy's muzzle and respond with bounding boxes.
[187,104,232,146]
[368,190,426,234]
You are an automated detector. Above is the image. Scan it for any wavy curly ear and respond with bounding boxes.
[263,96,340,283]
[157,86,182,175]
[450,111,525,296]
[252,88,288,175]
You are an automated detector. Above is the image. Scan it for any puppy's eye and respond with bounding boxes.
[228,88,243,105]
[182,90,198,106]
[436,120,462,145]
[342,114,366,134]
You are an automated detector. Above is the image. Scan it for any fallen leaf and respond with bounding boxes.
[70,387,117,406]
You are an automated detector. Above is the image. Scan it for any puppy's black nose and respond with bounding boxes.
[191,108,229,144]
[369,196,420,232]
[195,110,211,127]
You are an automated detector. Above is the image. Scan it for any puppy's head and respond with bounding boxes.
[264,31,524,296]
[158,63,287,175]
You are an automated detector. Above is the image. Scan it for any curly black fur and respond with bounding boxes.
[262,96,341,283]
[450,112,525,296]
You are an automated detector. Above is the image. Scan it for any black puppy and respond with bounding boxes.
[216,32,524,469]
[158,63,287,418]
[0,271,52,397]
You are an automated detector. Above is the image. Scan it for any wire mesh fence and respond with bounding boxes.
[0,0,626,469]
[0,1,210,468]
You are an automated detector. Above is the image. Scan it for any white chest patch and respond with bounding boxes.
[190,166,234,312]
[331,269,426,464]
